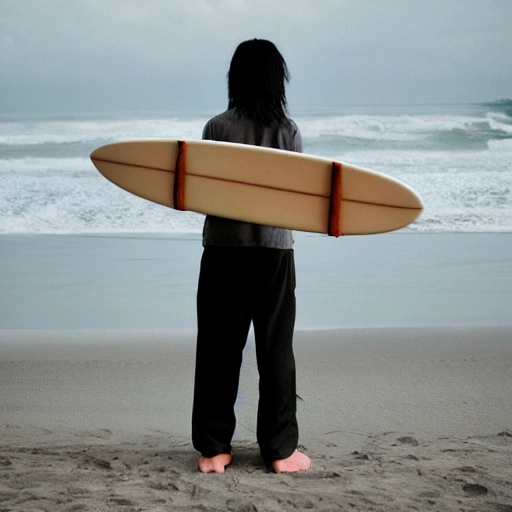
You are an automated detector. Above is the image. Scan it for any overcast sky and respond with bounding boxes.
[1,0,511,113]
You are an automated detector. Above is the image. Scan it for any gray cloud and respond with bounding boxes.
[1,0,511,113]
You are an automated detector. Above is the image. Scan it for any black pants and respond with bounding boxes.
[192,246,298,462]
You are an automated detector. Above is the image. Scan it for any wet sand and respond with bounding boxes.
[1,232,511,510]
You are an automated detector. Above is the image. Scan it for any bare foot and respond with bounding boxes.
[198,453,233,473]
[272,449,311,473]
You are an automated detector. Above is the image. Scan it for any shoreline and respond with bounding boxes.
[1,229,511,237]
[1,232,511,330]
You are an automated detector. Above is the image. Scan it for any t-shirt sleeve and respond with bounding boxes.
[293,128,303,153]
[289,120,303,153]
[202,120,214,141]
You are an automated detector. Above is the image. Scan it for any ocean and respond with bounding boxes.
[1,101,511,235]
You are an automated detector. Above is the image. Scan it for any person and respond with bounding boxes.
[192,39,311,474]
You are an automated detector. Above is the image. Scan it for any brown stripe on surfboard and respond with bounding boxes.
[328,161,343,237]
[174,140,187,210]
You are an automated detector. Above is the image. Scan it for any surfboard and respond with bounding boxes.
[90,139,423,236]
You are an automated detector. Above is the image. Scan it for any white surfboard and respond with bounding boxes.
[90,139,423,236]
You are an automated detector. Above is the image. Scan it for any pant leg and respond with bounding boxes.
[252,249,299,462]
[192,247,252,457]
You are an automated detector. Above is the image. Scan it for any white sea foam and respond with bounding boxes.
[0,156,204,234]
[1,105,510,234]
[0,157,89,174]
[488,139,512,151]
[0,117,206,146]
[0,170,204,234]
[298,113,486,142]
[487,112,512,134]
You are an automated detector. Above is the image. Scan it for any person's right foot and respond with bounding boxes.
[272,449,311,473]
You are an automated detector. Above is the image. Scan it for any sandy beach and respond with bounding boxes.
[1,233,512,511]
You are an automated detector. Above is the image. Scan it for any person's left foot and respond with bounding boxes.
[198,453,233,473]
[272,449,311,473]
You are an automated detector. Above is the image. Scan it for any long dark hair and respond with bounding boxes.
[227,39,290,125]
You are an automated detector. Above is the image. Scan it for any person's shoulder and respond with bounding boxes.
[272,116,300,137]
[206,109,237,126]
[285,117,300,133]
[202,110,225,139]
[203,110,238,139]
[278,117,302,152]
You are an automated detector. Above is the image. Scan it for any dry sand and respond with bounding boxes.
[1,327,511,511]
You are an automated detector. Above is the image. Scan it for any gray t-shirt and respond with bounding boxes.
[201,109,302,249]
